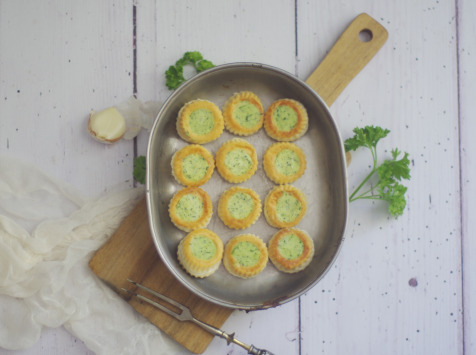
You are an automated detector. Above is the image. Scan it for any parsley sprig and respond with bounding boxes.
[345,126,411,217]
[165,51,215,90]
[133,155,146,185]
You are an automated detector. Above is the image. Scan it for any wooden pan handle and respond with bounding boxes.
[305,13,388,107]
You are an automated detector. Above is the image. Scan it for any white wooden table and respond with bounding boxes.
[1,0,475,354]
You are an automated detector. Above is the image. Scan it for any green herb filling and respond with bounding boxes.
[231,241,260,267]
[233,101,261,128]
[276,192,302,222]
[275,149,300,176]
[272,105,298,132]
[182,154,209,181]
[189,108,214,135]
[190,235,217,260]
[176,194,204,222]
[278,233,304,260]
[224,149,253,176]
[227,192,255,219]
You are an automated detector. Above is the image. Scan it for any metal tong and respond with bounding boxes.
[122,279,274,355]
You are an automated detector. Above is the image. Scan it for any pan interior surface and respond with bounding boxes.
[147,63,347,310]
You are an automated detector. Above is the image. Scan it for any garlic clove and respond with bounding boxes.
[88,107,126,144]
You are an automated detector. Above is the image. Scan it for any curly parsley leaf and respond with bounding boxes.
[195,59,215,72]
[344,126,390,152]
[377,149,411,185]
[345,126,411,217]
[133,155,146,185]
[165,65,184,91]
[165,51,215,90]
[380,182,408,217]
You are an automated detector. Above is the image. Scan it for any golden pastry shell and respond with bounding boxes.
[264,184,307,228]
[177,229,224,278]
[215,138,258,183]
[218,186,262,230]
[268,228,314,273]
[176,99,224,144]
[263,142,306,184]
[222,91,264,136]
[169,187,213,232]
[171,144,215,187]
[223,234,268,279]
[263,98,309,141]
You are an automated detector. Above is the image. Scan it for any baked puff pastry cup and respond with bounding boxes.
[169,187,213,232]
[177,229,224,278]
[171,144,215,187]
[218,186,261,230]
[268,228,314,273]
[176,99,224,144]
[263,99,308,141]
[222,91,264,136]
[263,142,306,184]
[223,234,268,279]
[215,138,258,183]
[264,185,307,228]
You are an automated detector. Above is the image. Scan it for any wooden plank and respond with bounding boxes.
[458,0,476,352]
[0,0,135,199]
[0,1,135,354]
[134,0,161,158]
[88,197,233,354]
[298,1,463,354]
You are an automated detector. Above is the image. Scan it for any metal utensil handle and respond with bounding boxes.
[191,317,274,354]
[124,280,275,354]
[248,345,275,355]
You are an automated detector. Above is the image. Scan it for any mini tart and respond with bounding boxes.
[177,229,224,278]
[263,99,308,141]
[169,187,213,232]
[264,185,307,228]
[218,186,262,230]
[171,144,215,187]
[223,234,268,278]
[222,91,264,136]
[263,142,306,184]
[176,99,224,144]
[268,228,314,273]
[215,138,258,183]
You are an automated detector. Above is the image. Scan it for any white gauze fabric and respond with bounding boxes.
[0,155,183,354]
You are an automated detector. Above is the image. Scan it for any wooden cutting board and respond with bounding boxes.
[89,196,233,354]
[89,13,387,354]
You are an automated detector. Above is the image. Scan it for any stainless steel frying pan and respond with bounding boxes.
[146,13,387,310]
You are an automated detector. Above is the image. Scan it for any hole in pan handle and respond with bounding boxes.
[359,28,373,42]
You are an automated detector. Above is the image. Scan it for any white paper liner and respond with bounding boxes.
[115,97,162,140]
